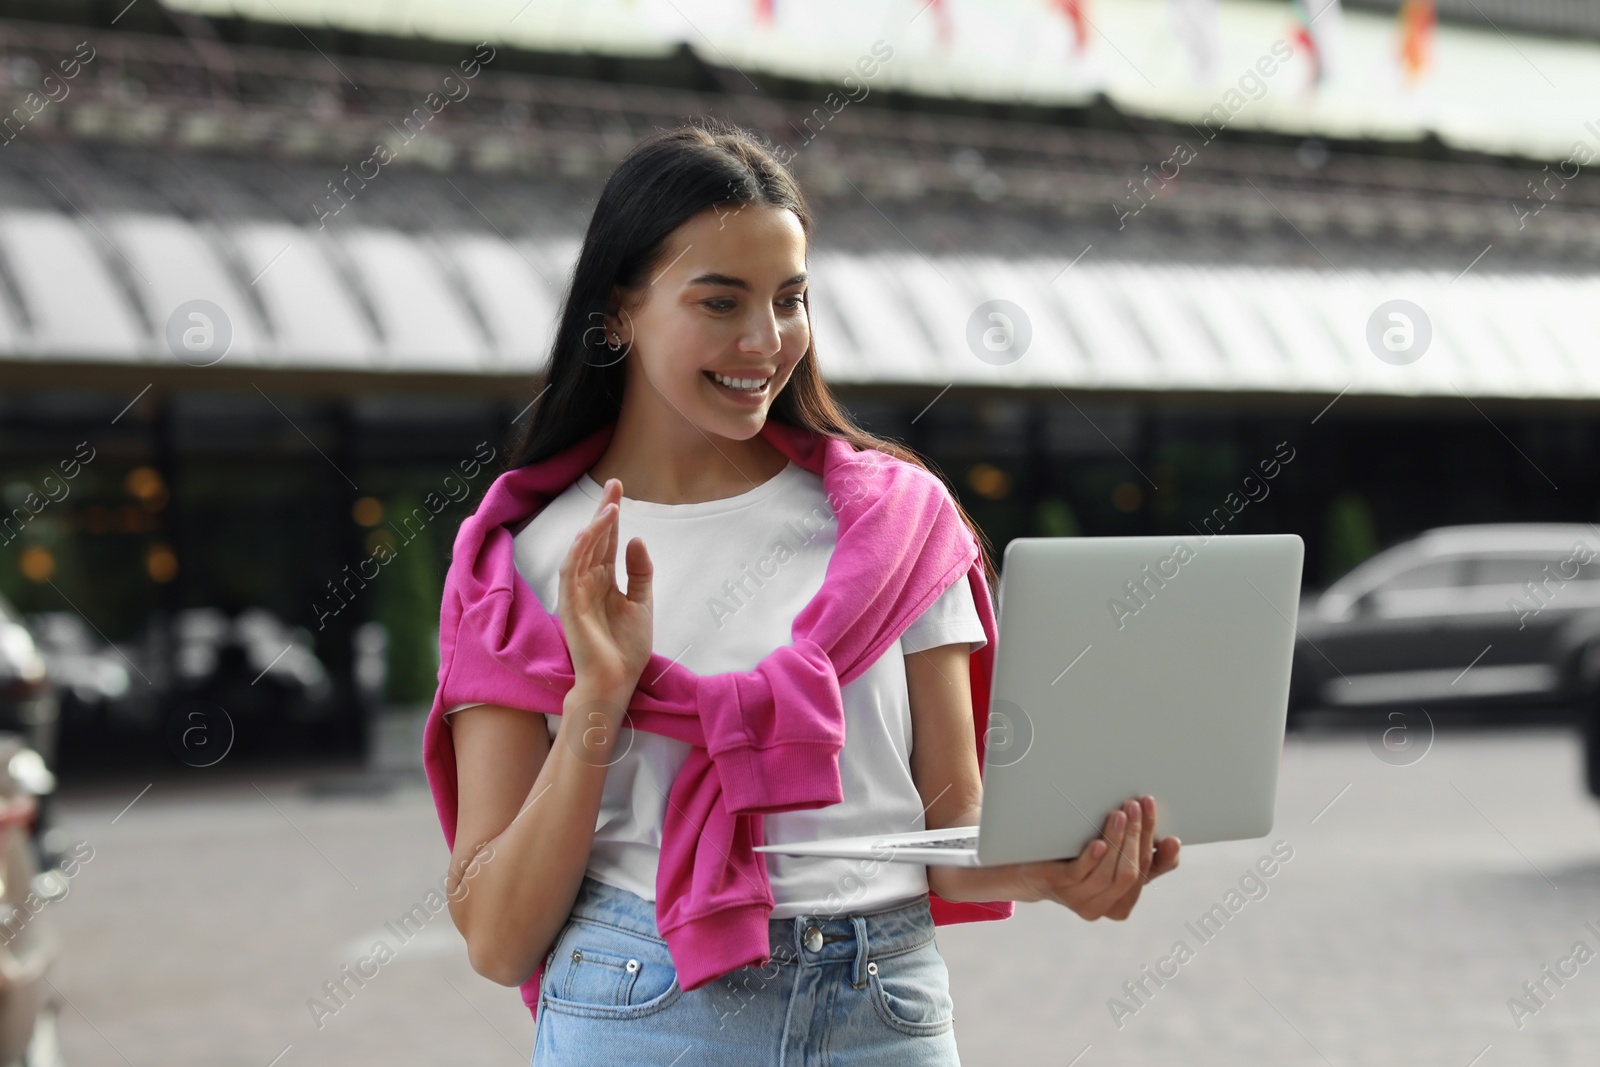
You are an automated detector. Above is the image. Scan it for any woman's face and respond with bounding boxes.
[608,201,810,441]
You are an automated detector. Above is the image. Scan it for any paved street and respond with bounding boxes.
[39,721,1600,1066]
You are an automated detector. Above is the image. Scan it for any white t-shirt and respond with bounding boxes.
[445,458,986,918]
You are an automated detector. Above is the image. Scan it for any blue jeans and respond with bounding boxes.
[532,876,962,1066]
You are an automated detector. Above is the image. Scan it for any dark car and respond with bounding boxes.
[33,604,344,767]
[1288,523,1600,792]
[28,611,151,743]
[0,595,58,792]
[168,606,341,759]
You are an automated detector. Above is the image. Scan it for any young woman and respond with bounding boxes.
[432,120,1180,1065]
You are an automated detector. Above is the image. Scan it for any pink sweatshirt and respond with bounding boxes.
[422,418,1013,1018]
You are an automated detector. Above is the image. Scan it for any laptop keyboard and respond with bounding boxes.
[912,835,979,850]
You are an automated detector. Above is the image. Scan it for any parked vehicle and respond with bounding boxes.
[0,600,59,870]
[168,607,338,759]
[1288,524,1600,787]
[26,612,152,753]
[0,600,54,772]
[32,604,342,766]
[0,597,67,1066]
[0,733,66,1067]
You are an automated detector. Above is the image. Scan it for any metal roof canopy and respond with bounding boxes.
[0,209,1595,402]
[165,0,1600,163]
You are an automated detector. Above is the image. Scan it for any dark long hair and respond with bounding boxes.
[500,118,996,588]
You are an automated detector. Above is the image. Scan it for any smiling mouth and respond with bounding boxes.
[704,370,772,393]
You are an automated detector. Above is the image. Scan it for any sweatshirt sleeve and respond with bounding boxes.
[694,638,847,815]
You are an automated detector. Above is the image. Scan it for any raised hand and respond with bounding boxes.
[555,478,654,699]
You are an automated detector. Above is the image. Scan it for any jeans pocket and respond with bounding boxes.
[866,938,955,1037]
[541,918,682,1020]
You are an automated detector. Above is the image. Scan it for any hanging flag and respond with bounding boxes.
[1051,0,1091,55]
[927,0,954,47]
[1288,0,1342,89]
[1169,0,1220,84]
[1397,0,1436,83]
[754,0,775,25]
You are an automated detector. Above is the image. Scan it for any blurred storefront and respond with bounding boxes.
[0,7,1597,766]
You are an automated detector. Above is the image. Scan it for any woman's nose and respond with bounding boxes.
[741,309,781,354]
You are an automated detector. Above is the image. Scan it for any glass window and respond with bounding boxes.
[1380,559,1462,591]
[1464,555,1595,587]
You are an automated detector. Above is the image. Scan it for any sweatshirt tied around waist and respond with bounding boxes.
[422,418,1013,1019]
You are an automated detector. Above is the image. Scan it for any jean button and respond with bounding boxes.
[803,925,823,953]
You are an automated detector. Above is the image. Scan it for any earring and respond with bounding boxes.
[607,332,623,352]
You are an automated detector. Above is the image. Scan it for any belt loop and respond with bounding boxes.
[850,914,870,986]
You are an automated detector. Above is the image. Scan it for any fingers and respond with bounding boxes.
[1083,806,1126,891]
[1149,836,1181,880]
[1046,817,1182,924]
[598,479,621,571]
[579,481,621,576]
[1107,798,1143,901]
[558,490,619,609]
[589,480,652,607]
[1136,795,1157,881]
[1048,804,1131,916]
[558,508,596,600]
[1075,801,1145,918]
[1031,828,1110,897]
[624,536,653,606]
[581,502,617,575]
[1022,840,1102,910]
[1097,800,1156,921]
[1066,838,1109,880]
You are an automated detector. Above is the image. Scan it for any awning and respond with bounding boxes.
[1,208,1595,400]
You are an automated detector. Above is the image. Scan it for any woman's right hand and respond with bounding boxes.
[556,477,653,699]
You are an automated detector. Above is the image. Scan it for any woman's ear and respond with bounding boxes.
[604,293,635,349]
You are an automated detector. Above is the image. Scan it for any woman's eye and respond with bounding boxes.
[704,294,805,312]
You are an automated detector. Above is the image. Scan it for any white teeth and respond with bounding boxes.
[709,371,769,391]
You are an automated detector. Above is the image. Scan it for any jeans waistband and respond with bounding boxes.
[565,876,936,974]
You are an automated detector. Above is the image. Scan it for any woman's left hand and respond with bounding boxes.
[1030,796,1184,921]
[1022,795,1180,921]
[932,795,1180,921]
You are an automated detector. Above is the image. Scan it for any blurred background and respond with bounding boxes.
[0,0,1596,1064]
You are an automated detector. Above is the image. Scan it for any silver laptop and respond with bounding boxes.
[754,534,1304,868]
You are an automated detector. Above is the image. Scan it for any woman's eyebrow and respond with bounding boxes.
[686,271,808,289]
